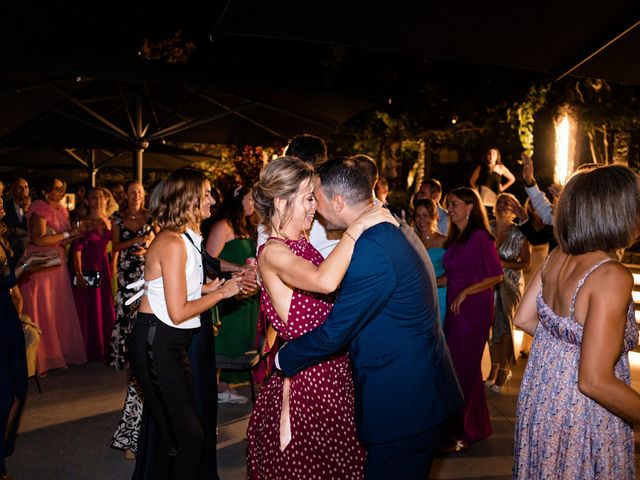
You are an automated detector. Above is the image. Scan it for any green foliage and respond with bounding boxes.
[177,142,276,193]
[507,84,549,156]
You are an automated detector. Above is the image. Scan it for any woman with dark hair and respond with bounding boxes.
[413,198,447,325]
[205,185,259,402]
[440,187,503,452]
[514,165,640,479]
[469,147,515,211]
[19,176,87,375]
[128,168,240,479]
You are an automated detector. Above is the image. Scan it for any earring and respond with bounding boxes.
[466,212,470,221]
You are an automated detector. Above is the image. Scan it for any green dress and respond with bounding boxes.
[215,237,259,382]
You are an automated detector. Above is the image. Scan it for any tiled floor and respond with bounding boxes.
[6,351,639,480]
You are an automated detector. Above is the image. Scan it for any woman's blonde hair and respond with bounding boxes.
[151,168,208,233]
[253,156,316,235]
[86,187,118,218]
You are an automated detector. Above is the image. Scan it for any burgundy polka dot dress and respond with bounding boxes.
[247,237,366,479]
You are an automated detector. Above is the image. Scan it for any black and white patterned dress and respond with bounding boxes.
[107,211,151,369]
[109,211,151,453]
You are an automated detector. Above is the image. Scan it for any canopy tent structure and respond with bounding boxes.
[210,0,640,86]
[0,144,220,181]
[0,64,376,181]
[2,1,640,181]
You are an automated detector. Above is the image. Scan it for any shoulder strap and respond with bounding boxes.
[539,249,556,286]
[569,258,615,316]
[183,231,201,253]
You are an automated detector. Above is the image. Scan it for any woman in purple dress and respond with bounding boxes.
[247,156,395,479]
[71,187,117,362]
[441,187,503,452]
[514,165,640,479]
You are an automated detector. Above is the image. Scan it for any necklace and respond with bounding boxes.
[126,210,142,221]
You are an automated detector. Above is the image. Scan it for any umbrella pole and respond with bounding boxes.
[133,149,143,183]
[89,149,97,187]
[133,94,145,183]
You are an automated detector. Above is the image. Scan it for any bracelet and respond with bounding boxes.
[63,231,70,239]
[524,179,537,188]
[343,230,357,242]
[21,262,31,272]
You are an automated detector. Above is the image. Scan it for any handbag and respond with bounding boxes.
[184,232,232,281]
[73,270,101,288]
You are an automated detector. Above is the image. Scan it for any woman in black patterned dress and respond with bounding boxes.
[109,181,155,455]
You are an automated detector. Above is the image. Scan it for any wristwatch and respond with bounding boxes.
[524,179,537,188]
[20,261,31,272]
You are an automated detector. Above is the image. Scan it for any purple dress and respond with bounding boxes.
[72,225,115,362]
[514,258,638,479]
[443,229,503,443]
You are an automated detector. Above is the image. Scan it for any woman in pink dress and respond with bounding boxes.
[247,156,395,479]
[20,176,86,375]
[71,187,117,362]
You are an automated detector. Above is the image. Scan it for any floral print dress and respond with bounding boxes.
[514,258,638,479]
[108,211,151,369]
[109,211,151,453]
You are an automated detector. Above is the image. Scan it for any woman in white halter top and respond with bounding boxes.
[129,169,240,479]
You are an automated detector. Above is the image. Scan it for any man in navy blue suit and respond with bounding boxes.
[3,177,30,267]
[277,157,463,480]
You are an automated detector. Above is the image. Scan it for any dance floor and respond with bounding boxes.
[6,350,640,480]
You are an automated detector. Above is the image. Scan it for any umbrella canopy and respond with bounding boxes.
[0,64,376,177]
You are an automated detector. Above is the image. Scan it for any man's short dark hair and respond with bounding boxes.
[421,178,442,195]
[351,154,378,189]
[317,157,372,206]
[284,134,327,165]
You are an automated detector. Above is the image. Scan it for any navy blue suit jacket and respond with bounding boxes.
[3,200,28,267]
[279,222,463,445]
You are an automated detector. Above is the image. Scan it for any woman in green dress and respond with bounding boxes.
[205,185,259,403]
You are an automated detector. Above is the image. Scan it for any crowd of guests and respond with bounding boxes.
[1,136,639,479]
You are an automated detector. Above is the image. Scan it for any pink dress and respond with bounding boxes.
[247,237,366,479]
[72,225,115,362]
[20,200,86,374]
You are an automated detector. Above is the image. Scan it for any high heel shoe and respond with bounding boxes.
[484,363,499,388]
[488,368,512,393]
[437,439,469,454]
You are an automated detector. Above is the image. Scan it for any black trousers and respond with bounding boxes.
[364,421,446,480]
[130,313,203,480]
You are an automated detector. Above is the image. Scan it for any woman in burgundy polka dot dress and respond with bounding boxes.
[247,156,396,479]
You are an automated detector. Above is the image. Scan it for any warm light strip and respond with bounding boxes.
[554,114,571,185]
[632,291,640,303]
[633,273,640,285]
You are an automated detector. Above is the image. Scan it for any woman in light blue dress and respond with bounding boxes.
[413,199,447,325]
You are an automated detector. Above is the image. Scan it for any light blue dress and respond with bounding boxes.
[427,247,447,326]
